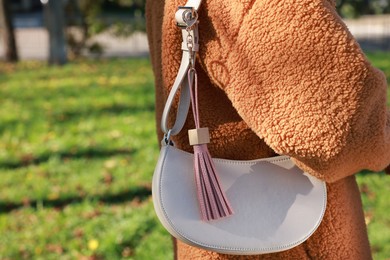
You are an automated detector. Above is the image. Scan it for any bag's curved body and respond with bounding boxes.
[153,145,327,255]
[146,0,389,258]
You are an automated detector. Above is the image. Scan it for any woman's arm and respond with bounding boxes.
[198,0,390,182]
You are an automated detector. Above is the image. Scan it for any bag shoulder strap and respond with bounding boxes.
[160,0,202,141]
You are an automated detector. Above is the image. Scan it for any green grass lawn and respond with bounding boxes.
[0,54,389,259]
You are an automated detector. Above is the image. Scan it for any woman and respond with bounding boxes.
[146,0,390,259]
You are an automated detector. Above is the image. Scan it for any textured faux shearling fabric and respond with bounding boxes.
[146,0,390,259]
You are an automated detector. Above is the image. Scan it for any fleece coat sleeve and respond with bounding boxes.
[198,0,390,182]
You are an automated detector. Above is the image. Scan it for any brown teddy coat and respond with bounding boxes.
[146,0,390,259]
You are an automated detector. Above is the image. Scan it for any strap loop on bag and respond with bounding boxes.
[160,1,202,141]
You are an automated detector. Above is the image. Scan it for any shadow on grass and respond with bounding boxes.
[0,147,134,169]
[357,170,386,177]
[0,185,151,214]
[0,103,155,135]
[50,103,155,123]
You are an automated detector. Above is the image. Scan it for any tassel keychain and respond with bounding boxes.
[187,67,234,221]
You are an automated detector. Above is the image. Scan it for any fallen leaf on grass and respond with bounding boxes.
[34,247,42,255]
[48,193,60,201]
[140,182,152,190]
[21,154,35,165]
[79,254,104,260]
[22,197,31,207]
[102,172,114,185]
[84,210,101,219]
[73,228,84,238]
[360,183,376,200]
[76,185,87,197]
[364,211,373,225]
[88,239,99,251]
[122,247,133,257]
[130,197,143,207]
[46,244,64,254]
[104,159,117,169]
[0,62,17,73]
[18,247,31,259]
[109,130,122,139]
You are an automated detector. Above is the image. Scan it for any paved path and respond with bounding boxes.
[1,15,389,60]
[344,15,390,51]
[0,28,149,60]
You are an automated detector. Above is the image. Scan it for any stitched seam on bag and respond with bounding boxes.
[158,145,328,253]
[170,145,291,165]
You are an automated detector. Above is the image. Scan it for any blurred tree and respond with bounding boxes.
[65,0,104,57]
[0,0,18,62]
[103,0,146,37]
[337,0,390,18]
[65,0,145,58]
[43,0,67,65]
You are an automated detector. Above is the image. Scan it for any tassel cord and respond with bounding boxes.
[188,68,200,129]
[187,65,234,221]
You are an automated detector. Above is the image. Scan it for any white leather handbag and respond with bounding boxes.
[152,0,327,255]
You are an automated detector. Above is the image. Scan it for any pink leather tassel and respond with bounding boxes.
[194,144,234,221]
[188,68,234,221]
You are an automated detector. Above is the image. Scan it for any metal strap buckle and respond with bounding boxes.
[176,6,198,29]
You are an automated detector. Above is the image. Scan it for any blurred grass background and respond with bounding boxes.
[0,54,389,259]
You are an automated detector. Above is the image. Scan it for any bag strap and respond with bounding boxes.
[161,0,202,143]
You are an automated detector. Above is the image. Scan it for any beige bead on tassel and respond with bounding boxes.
[188,127,210,145]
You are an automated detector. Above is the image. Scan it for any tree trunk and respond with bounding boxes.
[358,0,374,15]
[0,0,18,62]
[44,0,67,65]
